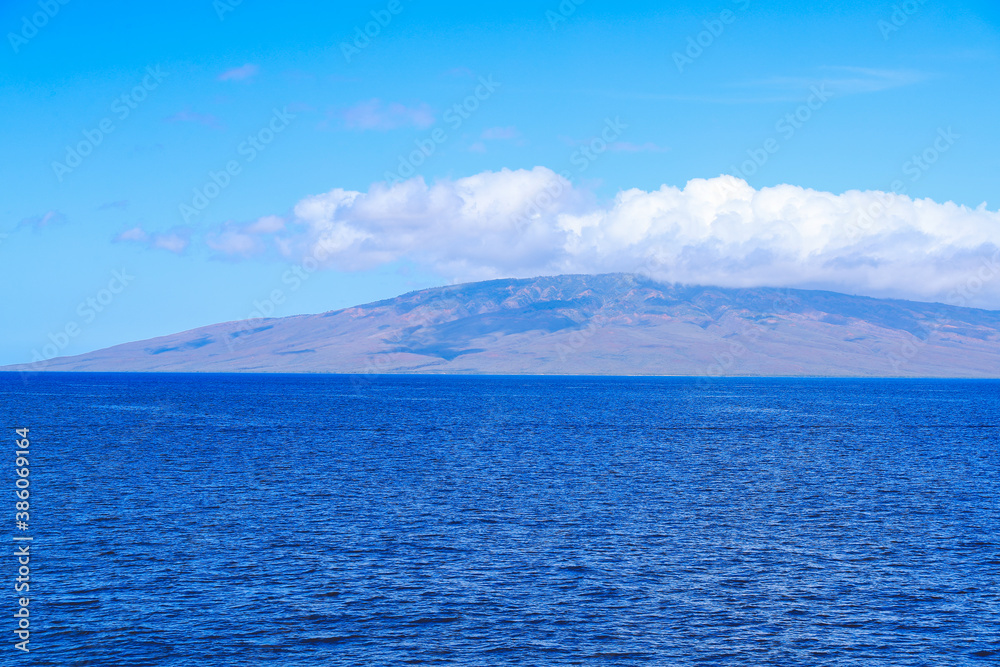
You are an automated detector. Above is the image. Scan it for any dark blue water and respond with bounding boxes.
[3,374,998,665]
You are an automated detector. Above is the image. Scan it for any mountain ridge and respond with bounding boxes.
[8,273,1000,377]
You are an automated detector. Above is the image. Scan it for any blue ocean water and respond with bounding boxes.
[2,373,998,665]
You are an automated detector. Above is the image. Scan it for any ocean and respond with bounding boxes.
[3,373,998,665]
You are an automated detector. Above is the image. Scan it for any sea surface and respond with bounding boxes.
[2,373,998,665]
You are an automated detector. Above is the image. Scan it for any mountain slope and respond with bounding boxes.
[10,274,1000,377]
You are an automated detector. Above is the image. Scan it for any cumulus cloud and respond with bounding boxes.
[203,168,1000,308]
[114,226,190,254]
[218,64,259,82]
[339,99,435,131]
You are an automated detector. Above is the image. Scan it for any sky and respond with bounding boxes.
[1,0,999,365]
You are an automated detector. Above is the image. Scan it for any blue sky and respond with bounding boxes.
[2,0,999,365]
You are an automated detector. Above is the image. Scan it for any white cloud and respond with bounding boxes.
[443,67,475,79]
[115,226,190,254]
[205,168,1000,308]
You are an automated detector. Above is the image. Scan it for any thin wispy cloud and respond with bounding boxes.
[481,126,521,141]
[559,136,667,152]
[608,141,669,153]
[737,66,930,96]
[582,67,929,105]
[218,64,259,82]
[338,99,435,131]
[98,200,129,211]
[327,73,361,83]
[164,110,225,130]
[287,102,316,114]
[443,67,476,79]
[129,143,166,156]
[472,126,527,151]
[18,210,67,230]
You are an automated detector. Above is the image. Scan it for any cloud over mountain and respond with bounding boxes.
[209,167,1000,308]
